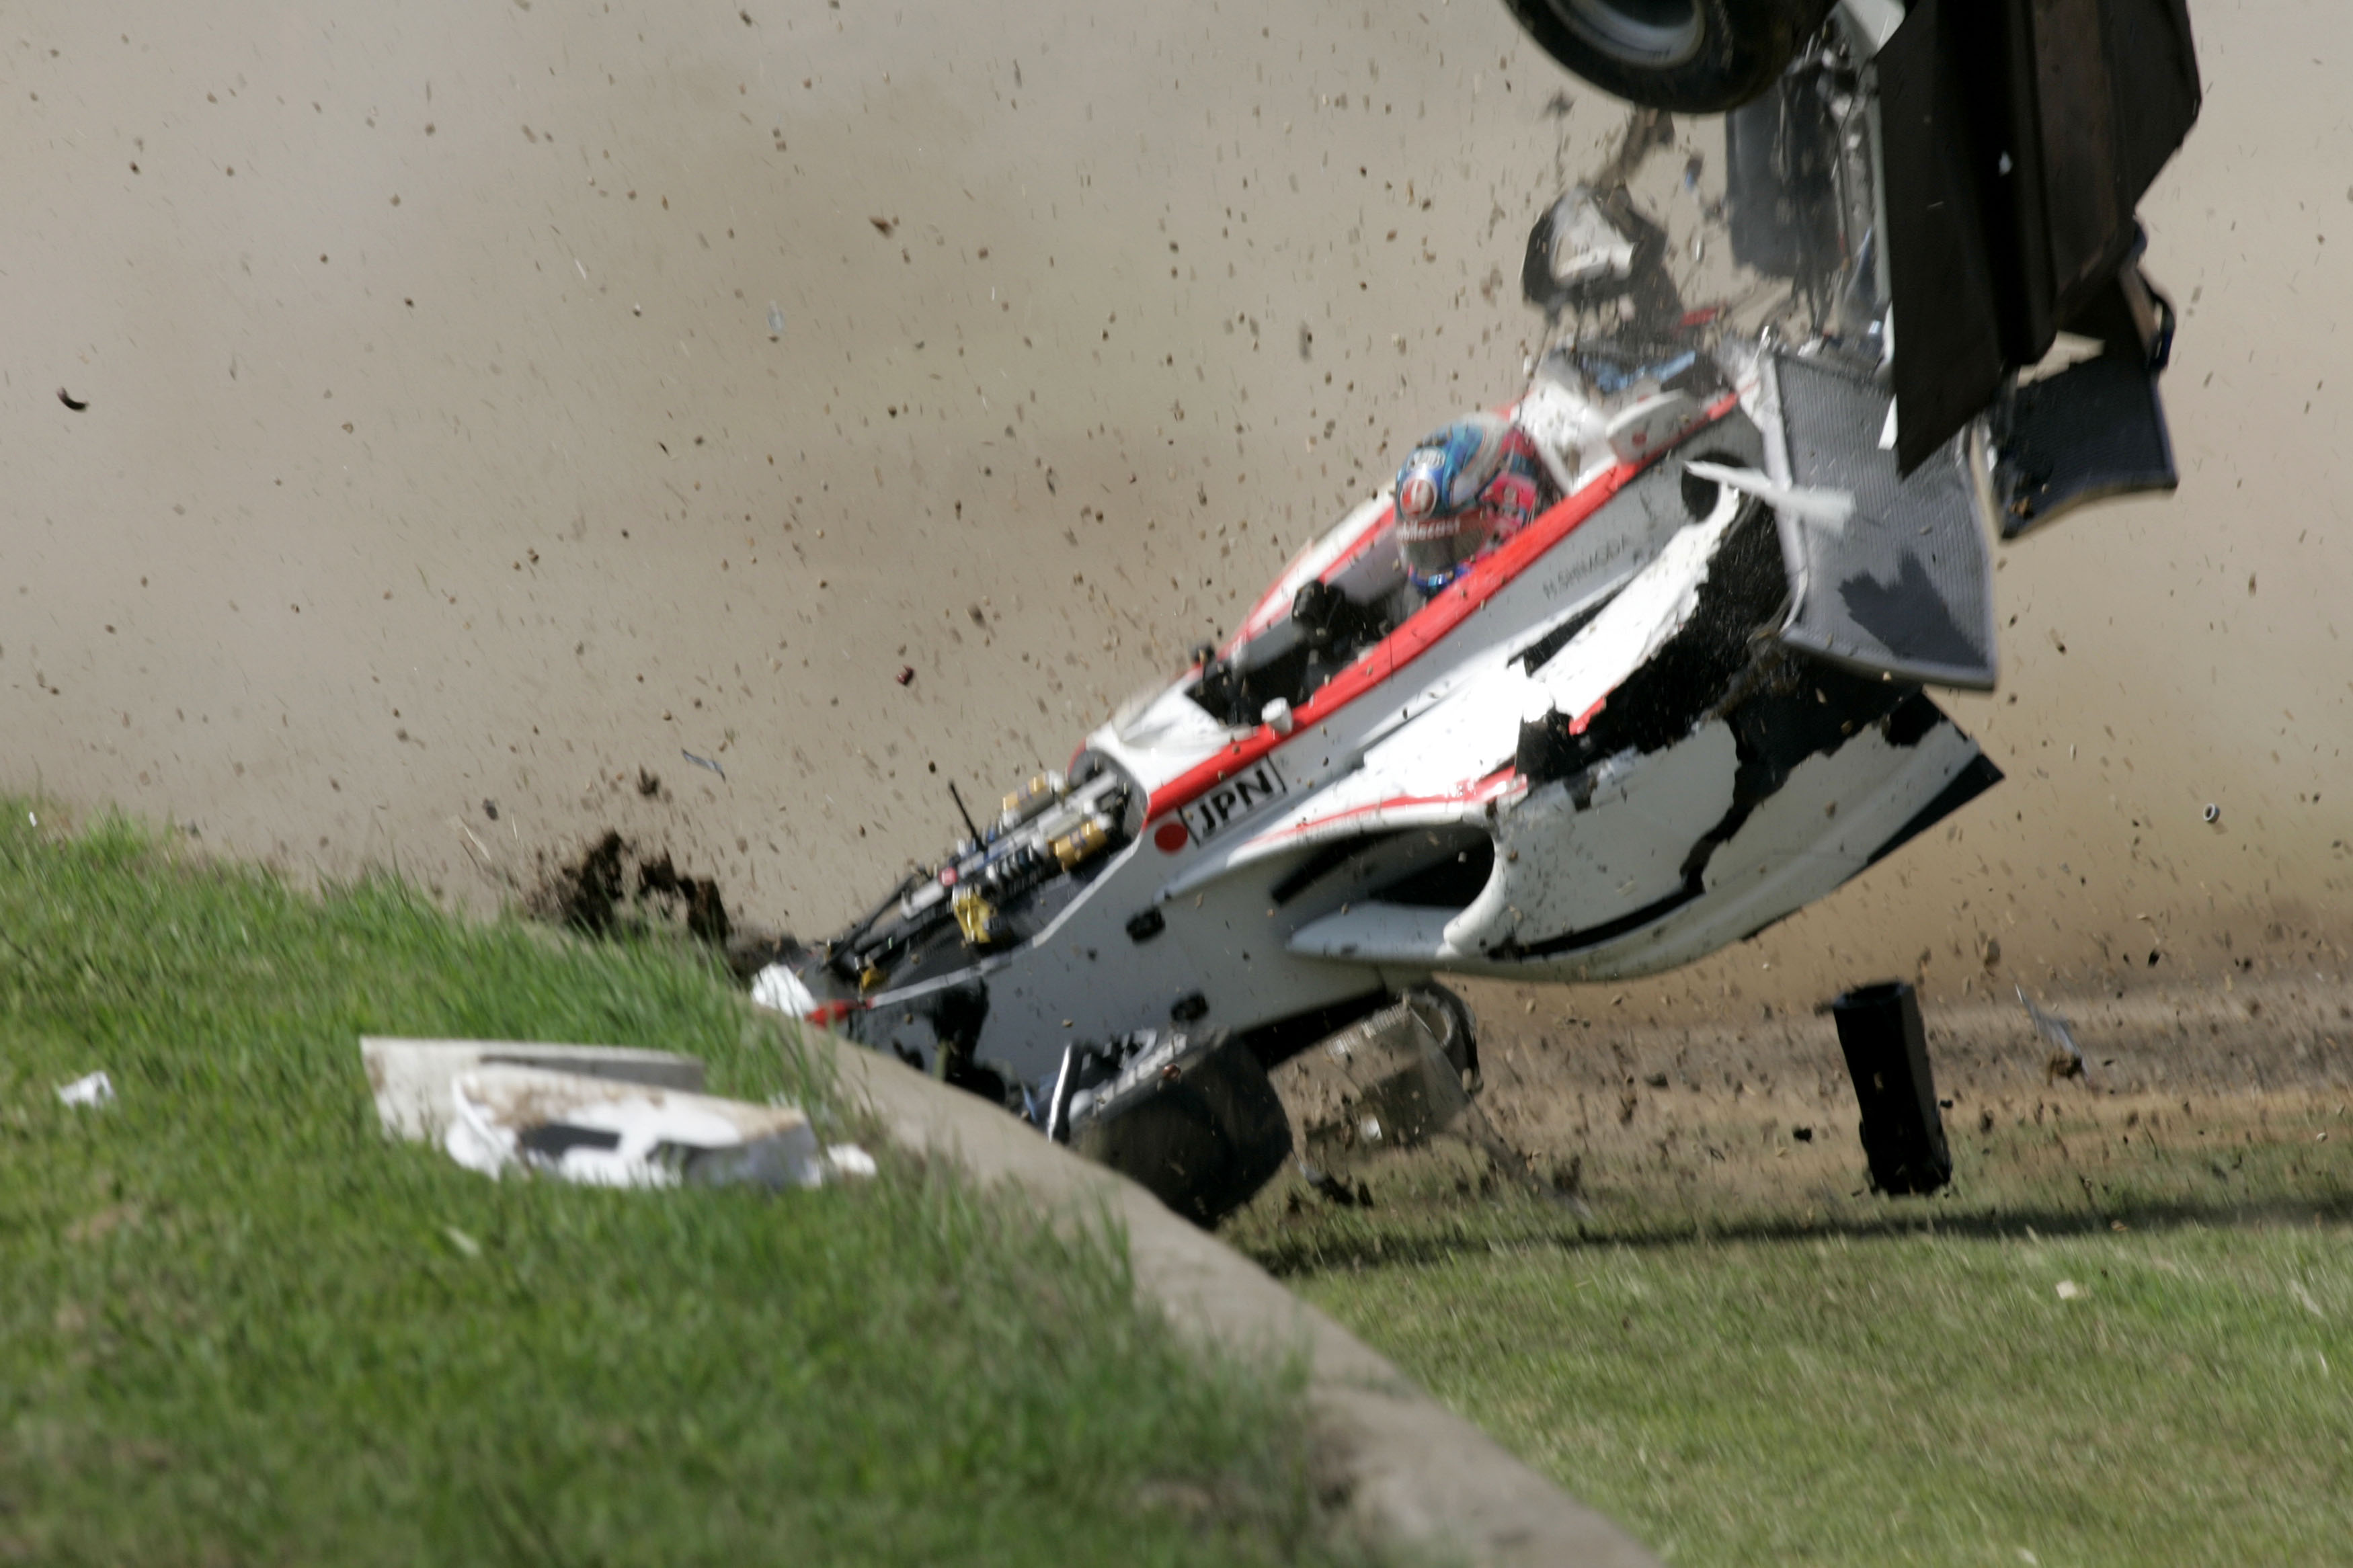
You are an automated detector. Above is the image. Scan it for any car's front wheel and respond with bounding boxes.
[1500,0,1833,114]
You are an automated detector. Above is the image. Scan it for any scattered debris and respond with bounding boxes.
[2019,987,2089,1085]
[1275,995,1567,1208]
[362,1036,705,1141]
[2203,802,2222,824]
[1792,1125,1814,1142]
[2055,1280,2083,1301]
[637,768,663,798]
[766,302,786,334]
[445,1065,864,1190]
[1829,982,1952,1196]
[868,215,895,235]
[682,749,726,780]
[56,388,88,412]
[442,1225,482,1259]
[528,831,731,945]
[56,1071,114,1108]
[1293,998,1474,1167]
[895,665,916,686]
[635,850,731,944]
[483,798,500,821]
[1299,1158,1361,1206]
[362,1039,869,1193]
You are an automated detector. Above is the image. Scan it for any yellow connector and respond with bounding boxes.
[952,886,998,946]
[1050,818,1111,871]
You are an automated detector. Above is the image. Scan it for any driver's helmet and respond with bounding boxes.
[1394,413,1511,591]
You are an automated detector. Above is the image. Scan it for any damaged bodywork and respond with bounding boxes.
[754,0,2198,1223]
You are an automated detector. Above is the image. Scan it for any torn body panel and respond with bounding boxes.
[1763,350,2000,690]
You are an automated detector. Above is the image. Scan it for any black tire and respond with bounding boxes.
[1501,0,1833,114]
[1072,1038,1294,1227]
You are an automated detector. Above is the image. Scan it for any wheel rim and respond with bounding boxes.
[1552,0,1705,67]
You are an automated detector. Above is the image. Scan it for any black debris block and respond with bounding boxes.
[1830,979,1954,1196]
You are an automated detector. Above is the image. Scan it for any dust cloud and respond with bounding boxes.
[3,1,2346,1020]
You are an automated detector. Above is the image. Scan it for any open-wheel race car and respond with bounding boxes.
[754,0,2202,1221]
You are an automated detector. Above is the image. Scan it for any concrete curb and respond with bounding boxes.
[822,1036,1661,1568]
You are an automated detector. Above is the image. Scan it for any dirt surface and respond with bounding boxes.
[5,2,2350,1020]
[1267,972,2353,1229]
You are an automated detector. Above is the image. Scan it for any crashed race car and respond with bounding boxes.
[754,0,2201,1223]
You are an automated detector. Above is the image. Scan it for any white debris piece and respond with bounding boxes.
[1683,460,1858,532]
[823,1143,879,1180]
[750,963,820,1018]
[360,1036,870,1194]
[443,1064,866,1191]
[2017,987,2090,1084]
[1543,187,1636,292]
[56,1071,115,1108]
[361,1036,705,1141]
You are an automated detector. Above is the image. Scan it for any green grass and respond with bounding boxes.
[0,806,1371,1567]
[1236,1136,2353,1568]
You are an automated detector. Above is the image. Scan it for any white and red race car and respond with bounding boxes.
[754,0,2197,1219]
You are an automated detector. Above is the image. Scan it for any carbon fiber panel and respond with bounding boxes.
[1771,353,1997,690]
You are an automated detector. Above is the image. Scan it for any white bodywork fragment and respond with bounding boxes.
[444,1064,863,1190]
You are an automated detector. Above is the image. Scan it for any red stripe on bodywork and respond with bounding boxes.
[1147,465,1630,820]
[1144,393,1737,823]
[1251,768,1522,845]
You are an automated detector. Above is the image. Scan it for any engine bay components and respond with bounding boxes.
[817,767,1134,983]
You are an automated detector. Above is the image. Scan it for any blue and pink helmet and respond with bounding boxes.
[1394,413,1513,590]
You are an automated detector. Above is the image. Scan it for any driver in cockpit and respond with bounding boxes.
[1391,411,1555,595]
